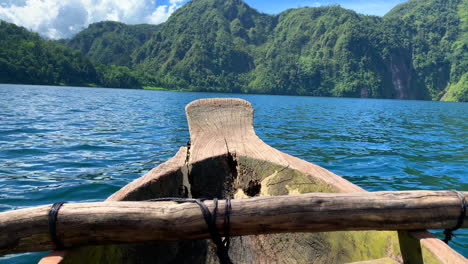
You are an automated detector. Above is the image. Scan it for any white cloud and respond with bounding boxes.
[0,0,186,39]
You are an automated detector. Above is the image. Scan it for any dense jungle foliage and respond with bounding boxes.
[0,20,98,86]
[0,0,466,101]
[66,21,159,67]
[0,21,141,88]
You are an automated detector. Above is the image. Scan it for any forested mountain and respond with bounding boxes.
[65,21,159,67]
[385,0,467,101]
[133,0,275,91]
[124,0,466,100]
[0,20,98,86]
[248,6,397,98]
[0,21,141,88]
[1,0,466,101]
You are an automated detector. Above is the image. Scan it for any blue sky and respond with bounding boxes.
[244,0,407,16]
[0,0,407,39]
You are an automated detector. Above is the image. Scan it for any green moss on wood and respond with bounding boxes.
[236,156,336,196]
[398,231,442,264]
[325,231,402,263]
[234,156,405,263]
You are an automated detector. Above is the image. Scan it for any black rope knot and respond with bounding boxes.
[443,191,466,244]
[149,197,233,264]
[48,202,67,250]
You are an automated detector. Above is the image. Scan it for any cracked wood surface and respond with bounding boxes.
[186,98,361,193]
[39,98,468,264]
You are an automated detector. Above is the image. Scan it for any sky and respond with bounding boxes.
[0,0,407,39]
[244,0,407,16]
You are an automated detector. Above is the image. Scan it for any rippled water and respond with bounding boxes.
[1,84,467,263]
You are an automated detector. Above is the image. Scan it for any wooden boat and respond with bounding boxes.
[31,98,468,263]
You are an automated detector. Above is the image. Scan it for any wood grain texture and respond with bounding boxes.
[2,191,467,255]
[185,98,360,193]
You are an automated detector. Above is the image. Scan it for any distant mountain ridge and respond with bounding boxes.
[1,0,466,101]
[66,21,159,67]
[0,20,98,86]
[0,20,142,88]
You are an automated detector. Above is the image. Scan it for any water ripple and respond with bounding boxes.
[0,85,467,263]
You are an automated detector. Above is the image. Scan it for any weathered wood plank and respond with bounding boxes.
[2,191,467,255]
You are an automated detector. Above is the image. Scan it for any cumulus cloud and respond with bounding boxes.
[0,0,186,39]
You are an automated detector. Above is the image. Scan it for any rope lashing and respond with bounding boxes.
[443,191,467,244]
[148,197,233,264]
[48,202,67,250]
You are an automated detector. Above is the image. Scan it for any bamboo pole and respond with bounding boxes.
[1,190,466,255]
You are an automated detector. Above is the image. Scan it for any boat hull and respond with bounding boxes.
[53,98,466,264]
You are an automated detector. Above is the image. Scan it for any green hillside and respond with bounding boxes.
[0,20,98,86]
[0,20,141,88]
[246,6,403,98]
[385,0,467,101]
[132,0,275,92]
[66,21,159,67]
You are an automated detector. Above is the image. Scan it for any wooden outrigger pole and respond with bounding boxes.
[1,191,467,255]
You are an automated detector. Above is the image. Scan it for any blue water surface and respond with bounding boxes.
[0,84,467,263]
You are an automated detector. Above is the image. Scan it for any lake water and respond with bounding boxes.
[0,84,467,263]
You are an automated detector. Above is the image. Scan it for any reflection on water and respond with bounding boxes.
[0,84,467,263]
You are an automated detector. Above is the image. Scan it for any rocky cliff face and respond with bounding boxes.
[389,53,414,100]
